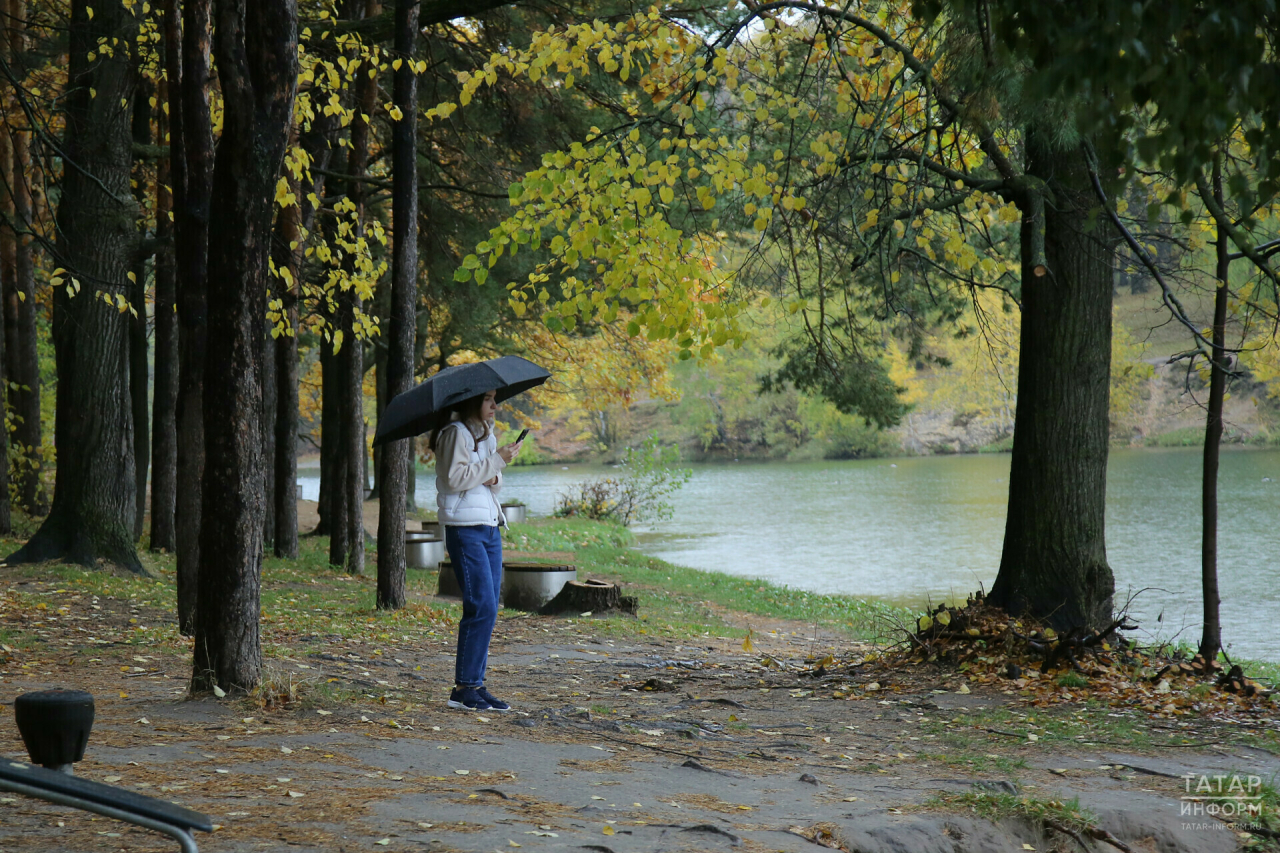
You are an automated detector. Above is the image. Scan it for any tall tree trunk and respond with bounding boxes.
[130,77,153,541]
[989,134,1117,631]
[334,0,379,575]
[5,0,43,516]
[192,0,297,695]
[320,336,345,548]
[339,304,364,574]
[175,0,214,634]
[7,0,141,571]
[1199,157,1228,665]
[375,0,419,610]
[0,0,9,536]
[0,213,10,535]
[151,71,179,552]
[271,188,301,558]
[262,316,277,548]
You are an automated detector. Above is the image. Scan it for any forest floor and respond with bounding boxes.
[0,513,1278,853]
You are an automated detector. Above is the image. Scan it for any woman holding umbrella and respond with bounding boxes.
[430,389,522,712]
[374,355,550,713]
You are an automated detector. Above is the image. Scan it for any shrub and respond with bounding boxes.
[554,434,691,525]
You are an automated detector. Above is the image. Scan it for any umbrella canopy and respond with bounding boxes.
[372,355,550,446]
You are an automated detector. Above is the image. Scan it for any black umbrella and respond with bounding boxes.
[372,355,550,446]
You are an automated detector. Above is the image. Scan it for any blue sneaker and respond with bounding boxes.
[477,687,511,712]
[447,686,492,712]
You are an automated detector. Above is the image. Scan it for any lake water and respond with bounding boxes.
[299,447,1280,660]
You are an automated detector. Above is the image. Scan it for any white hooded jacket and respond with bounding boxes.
[434,419,507,526]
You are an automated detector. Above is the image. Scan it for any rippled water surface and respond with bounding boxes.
[300,447,1280,660]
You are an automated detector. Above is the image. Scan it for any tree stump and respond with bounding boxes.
[539,579,637,616]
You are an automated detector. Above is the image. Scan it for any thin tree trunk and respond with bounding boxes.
[989,134,1117,631]
[0,204,10,535]
[262,316,277,548]
[341,304,364,574]
[175,0,214,634]
[151,71,179,552]
[5,0,43,516]
[7,0,141,571]
[321,336,345,549]
[130,76,154,541]
[1199,156,1228,665]
[0,0,9,535]
[335,0,379,575]
[192,0,297,695]
[271,179,301,559]
[375,0,419,609]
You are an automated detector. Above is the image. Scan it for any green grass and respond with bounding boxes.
[1146,426,1205,447]
[932,791,1098,839]
[503,517,911,641]
[922,704,1163,751]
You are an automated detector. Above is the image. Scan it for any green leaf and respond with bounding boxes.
[508,181,524,202]
[462,254,481,269]
[474,268,488,285]
[453,267,472,282]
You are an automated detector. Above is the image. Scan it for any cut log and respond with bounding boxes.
[539,579,637,616]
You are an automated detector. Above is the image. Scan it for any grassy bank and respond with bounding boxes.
[0,516,906,663]
[502,516,909,642]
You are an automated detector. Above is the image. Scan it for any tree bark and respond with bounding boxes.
[191,0,297,694]
[320,334,345,547]
[0,199,10,535]
[1199,157,1228,665]
[333,0,380,576]
[271,179,301,559]
[175,0,214,634]
[130,76,154,541]
[375,0,419,609]
[989,134,1117,631]
[6,0,141,571]
[262,316,277,548]
[150,69,179,553]
[5,0,43,516]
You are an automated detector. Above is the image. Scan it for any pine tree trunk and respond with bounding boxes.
[5,0,43,516]
[990,134,1117,631]
[7,0,141,571]
[321,337,345,550]
[342,305,364,574]
[191,0,297,695]
[130,78,153,541]
[271,180,301,559]
[262,318,277,548]
[335,0,378,575]
[0,212,10,535]
[175,0,214,634]
[375,0,419,610]
[1199,159,1228,665]
[150,71,179,553]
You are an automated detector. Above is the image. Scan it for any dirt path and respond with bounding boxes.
[295,498,391,538]
[0,575,1269,853]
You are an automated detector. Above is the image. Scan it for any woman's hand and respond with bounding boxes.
[497,440,523,464]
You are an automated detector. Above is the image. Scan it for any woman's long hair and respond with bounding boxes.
[427,393,491,454]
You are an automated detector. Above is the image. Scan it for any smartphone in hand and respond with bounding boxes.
[515,428,530,443]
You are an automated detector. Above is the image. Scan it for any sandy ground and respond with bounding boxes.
[1,573,1271,853]
[295,499,388,538]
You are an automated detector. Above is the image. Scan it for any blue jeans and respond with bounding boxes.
[446,524,503,687]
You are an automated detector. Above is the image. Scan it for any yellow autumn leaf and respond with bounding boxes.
[602,826,615,836]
